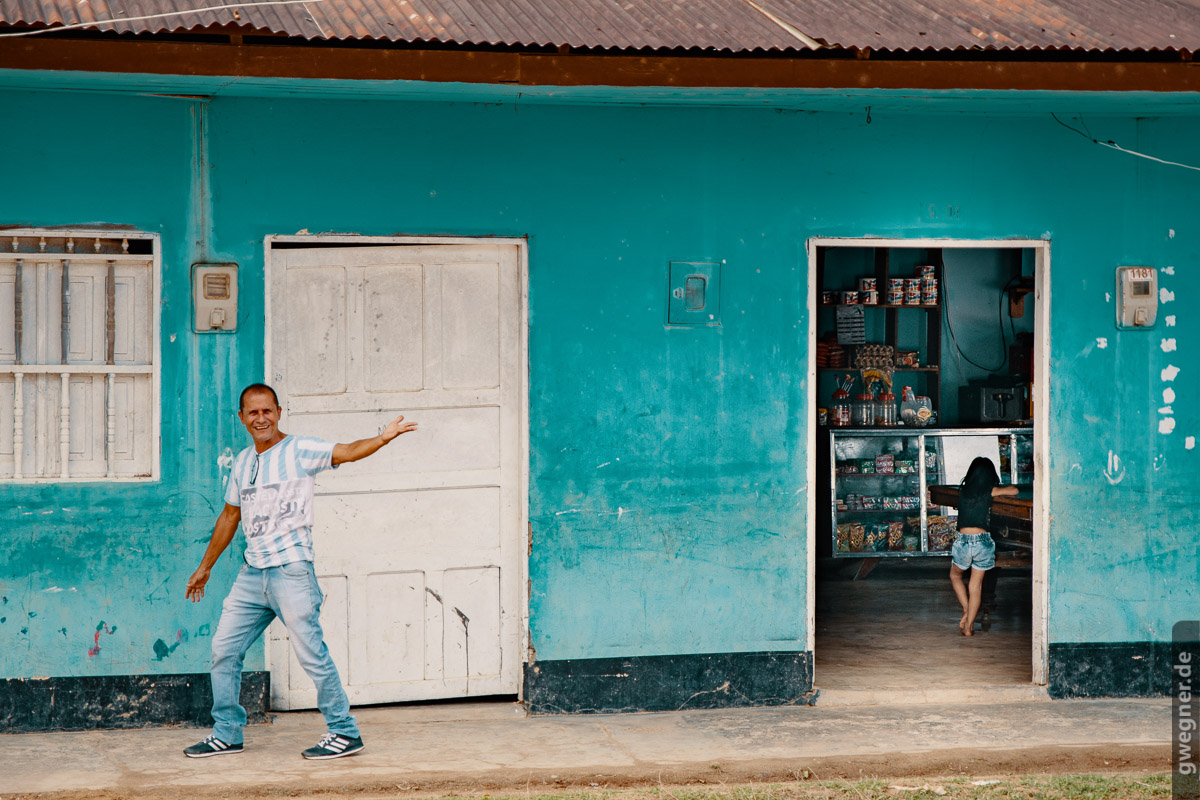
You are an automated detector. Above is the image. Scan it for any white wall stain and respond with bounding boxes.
[1163,266,1175,275]
[1169,229,1176,239]
[1105,292,1112,303]
[1162,365,1181,382]
[1103,450,1125,485]
[554,509,580,516]
[217,447,234,488]
[1160,405,1174,415]
[1154,454,1167,471]
[1166,315,1177,327]
[1164,388,1177,404]
[1160,418,1177,435]
[1096,337,1108,349]
[1160,288,1175,303]
[596,462,611,469]
[1187,437,1196,450]
[1084,414,1101,425]
[1161,338,1178,353]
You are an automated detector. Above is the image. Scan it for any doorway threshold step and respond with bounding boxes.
[814,684,1049,707]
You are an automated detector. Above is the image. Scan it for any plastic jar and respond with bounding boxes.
[831,389,851,427]
[876,392,896,426]
[852,394,875,427]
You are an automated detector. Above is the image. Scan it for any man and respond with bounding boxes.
[183,383,417,760]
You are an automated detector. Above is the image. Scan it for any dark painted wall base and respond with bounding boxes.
[0,672,270,733]
[524,651,814,714]
[1048,641,1173,698]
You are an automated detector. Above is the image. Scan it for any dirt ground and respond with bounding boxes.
[7,743,1170,800]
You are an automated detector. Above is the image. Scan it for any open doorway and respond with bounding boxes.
[805,239,1049,701]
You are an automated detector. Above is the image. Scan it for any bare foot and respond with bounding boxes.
[959,615,968,633]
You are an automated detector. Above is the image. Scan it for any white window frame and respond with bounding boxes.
[1,227,161,483]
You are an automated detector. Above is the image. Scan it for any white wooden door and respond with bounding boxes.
[266,243,524,708]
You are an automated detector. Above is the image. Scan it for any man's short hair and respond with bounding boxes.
[239,383,280,411]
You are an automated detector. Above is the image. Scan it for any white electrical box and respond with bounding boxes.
[1115,266,1157,330]
[193,263,238,332]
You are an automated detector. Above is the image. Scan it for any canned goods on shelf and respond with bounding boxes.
[841,290,859,304]
[858,277,877,292]
[886,289,903,305]
[821,290,836,304]
[904,289,921,305]
[887,278,904,291]
[917,265,936,277]
[904,278,920,293]
[862,290,879,305]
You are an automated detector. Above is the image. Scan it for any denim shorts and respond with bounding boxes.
[951,532,995,571]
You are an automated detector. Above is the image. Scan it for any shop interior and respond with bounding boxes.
[812,244,1038,693]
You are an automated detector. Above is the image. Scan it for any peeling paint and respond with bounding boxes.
[1162,365,1181,382]
[1187,437,1196,450]
[1160,288,1176,303]
[1167,315,1177,327]
[1160,418,1177,435]
[1096,337,1108,349]
[1161,338,1177,353]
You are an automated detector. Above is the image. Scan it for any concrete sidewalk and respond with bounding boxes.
[1,697,1172,797]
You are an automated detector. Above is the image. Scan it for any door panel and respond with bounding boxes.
[268,243,523,709]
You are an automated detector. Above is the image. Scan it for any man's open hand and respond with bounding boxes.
[381,415,418,443]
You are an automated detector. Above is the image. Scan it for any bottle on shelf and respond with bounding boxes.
[852,393,875,427]
[831,388,851,427]
[876,390,896,426]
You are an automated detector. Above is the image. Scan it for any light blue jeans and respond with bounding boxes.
[209,560,359,745]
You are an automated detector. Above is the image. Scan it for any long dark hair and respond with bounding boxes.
[961,457,1000,500]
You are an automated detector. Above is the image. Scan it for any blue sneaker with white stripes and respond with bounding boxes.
[183,735,243,758]
[301,732,365,759]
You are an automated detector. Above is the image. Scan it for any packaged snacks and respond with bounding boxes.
[875,454,894,474]
[886,520,906,550]
[860,495,880,510]
[895,459,915,474]
[900,495,920,511]
[926,515,959,551]
[836,460,859,475]
[883,496,902,511]
[859,458,876,474]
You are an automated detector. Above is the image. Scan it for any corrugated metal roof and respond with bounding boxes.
[1,0,1197,52]
[755,0,1200,52]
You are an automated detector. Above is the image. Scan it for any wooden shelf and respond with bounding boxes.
[820,303,939,309]
[818,366,939,373]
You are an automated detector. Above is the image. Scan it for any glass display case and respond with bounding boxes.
[830,427,1033,558]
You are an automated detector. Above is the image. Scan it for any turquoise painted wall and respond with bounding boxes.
[1,79,1197,682]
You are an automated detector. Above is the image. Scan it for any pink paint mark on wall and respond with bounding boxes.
[88,621,118,657]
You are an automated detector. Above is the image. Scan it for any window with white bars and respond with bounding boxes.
[1,230,160,481]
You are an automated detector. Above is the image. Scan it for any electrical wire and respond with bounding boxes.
[941,251,1009,373]
[1051,113,1200,173]
[0,0,327,38]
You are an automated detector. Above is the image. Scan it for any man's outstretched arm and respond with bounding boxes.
[331,415,418,466]
[186,503,242,602]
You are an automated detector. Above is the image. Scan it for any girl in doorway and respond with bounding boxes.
[950,457,1019,636]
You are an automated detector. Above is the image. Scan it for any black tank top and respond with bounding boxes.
[957,487,992,530]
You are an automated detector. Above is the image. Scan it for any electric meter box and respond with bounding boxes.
[1115,266,1157,330]
[193,263,238,332]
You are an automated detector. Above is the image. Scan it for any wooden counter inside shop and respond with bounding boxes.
[928,484,1034,550]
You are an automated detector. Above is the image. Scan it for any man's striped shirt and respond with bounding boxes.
[224,435,338,568]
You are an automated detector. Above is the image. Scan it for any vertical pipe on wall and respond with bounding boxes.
[106,372,116,478]
[105,260,116,477]
[14,258,22,366]
[13,373,23,480]
[59,372,69,479]
[61,258,70,363]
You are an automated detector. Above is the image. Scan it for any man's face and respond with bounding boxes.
[238,390,282,447]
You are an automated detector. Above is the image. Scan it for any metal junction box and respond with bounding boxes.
[667,261,721,326]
